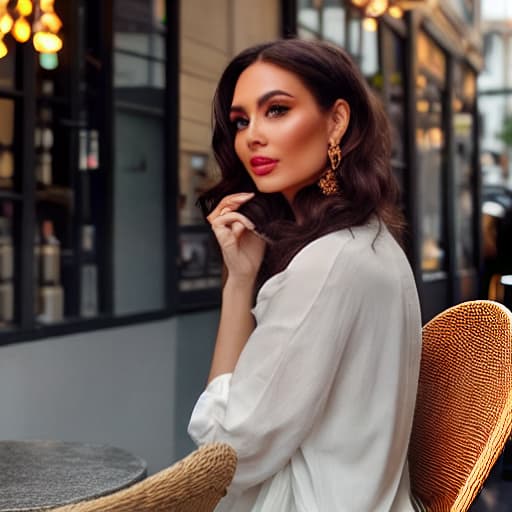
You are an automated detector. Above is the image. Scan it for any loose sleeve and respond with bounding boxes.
[188,236,359,493]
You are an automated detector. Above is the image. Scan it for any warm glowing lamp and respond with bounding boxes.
[41,12,61,32]
[16,0,33,17]
[0,37,6,58]
[12,16,30,42]
[362,17,378,31]
[40,0,54,12]
[388,5,403,18]
[33,31,61,52]
[351,0,370,6]
[365,0,389,17]
[0,12,13,33]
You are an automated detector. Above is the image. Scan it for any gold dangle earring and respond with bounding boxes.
[318,141,342,196]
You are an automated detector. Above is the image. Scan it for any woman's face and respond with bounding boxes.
[229,61,336,202]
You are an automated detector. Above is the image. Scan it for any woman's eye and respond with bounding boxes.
[231,117,249,130]
[267,104,289,118]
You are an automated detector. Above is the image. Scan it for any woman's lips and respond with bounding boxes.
[250,157,278,176]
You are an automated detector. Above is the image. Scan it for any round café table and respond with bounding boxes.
[0,440,147,511]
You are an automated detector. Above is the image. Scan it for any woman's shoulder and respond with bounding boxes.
[258,218,400,300]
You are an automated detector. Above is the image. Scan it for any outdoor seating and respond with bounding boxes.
[408,300,512,511]
[52,442,237,512]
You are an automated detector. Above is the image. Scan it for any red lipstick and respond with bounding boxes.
[250,156,278,176]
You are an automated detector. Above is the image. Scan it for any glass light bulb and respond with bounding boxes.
[388,6,403,18]
[365,0,388,17]
[12,16,31,42]
[39,51,58,70]
[362,17,378,31]
[33,31,62,52]
[17,0,33,17]
[0,12,13,34]
[40,0,54,12]
[41,12,61,32]
[0,38,7,59]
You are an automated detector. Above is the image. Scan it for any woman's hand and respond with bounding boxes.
[208,193,266,284]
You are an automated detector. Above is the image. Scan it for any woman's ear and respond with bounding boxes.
[329,99,350,144]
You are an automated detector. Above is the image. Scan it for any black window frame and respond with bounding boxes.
[0,0,180,346]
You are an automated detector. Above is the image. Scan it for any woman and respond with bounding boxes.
[188,39,422,512]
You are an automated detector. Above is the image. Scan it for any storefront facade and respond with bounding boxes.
[0,0,483,469]
[282,0,483,321]
[0,0,281,471]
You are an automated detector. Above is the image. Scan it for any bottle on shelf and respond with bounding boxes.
[87,130,99,170]
[0,216,13,325]
[37,220,64,324]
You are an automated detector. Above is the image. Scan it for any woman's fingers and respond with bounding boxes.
[207,192,254,223]
[210,211,255,233]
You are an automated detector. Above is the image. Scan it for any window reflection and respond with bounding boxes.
[297,0,347,44]
[112,0,167,315]
[417,33,447,273]
[0,37,15,88]
[0,98,14,189]
[0,200,14,328]
[453,65,476,270]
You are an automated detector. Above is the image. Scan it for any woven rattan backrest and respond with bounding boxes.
[408,300,512,512]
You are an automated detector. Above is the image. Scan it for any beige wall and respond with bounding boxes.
[179,0,280,165]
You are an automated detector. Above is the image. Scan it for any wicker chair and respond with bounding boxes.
[52,443,237,512]
[408,300,512,511]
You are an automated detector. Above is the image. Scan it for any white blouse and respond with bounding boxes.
[188,220,422,512]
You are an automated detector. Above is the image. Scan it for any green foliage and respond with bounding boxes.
[498,116,512,147]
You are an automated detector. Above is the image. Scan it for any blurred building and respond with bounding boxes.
[478,1,512,302]
[0,0,484,469]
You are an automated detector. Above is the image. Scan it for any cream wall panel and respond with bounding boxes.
[180,73,217,104]
[233,0,280,53]
[181,37,228,81]
[180,118,212,150]
[180,95,212,126]
[181,0,231,53]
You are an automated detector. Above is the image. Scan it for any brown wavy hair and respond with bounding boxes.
[199,39,404,290]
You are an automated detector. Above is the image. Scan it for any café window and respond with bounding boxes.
[453,64,477,271]
[416,31,448,275]
[0,0,176,342]
[177,152,222,308]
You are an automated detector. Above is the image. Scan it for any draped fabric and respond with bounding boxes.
[189,219,422,512]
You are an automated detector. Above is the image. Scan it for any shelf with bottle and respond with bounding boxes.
[34,219,65,325]
[0,201,14,329]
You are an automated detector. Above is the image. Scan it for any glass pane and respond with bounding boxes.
[178,152,222,295]
[114,33,165,60]
[298,0,321,33]
[417,31,446,88]
[348,17,361,56]
[113,110,165,315]
[382,27,405,165]
[453,67,476,270]
[417,36,446,273]
[178,227,222,293]
[114,52,164,89]
[0,98,15,189]
[0,37,15,89]
[322,5,345,46]
[0,200,15,329]
[297,27,319,40]
[361,21,379,79]
[112,0,167,316]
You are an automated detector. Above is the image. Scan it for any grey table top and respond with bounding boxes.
[0,440,147,511]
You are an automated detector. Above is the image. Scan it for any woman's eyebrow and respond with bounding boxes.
[230,89,294,114]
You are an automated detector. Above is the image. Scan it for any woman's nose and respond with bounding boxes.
[246,118,267,148]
